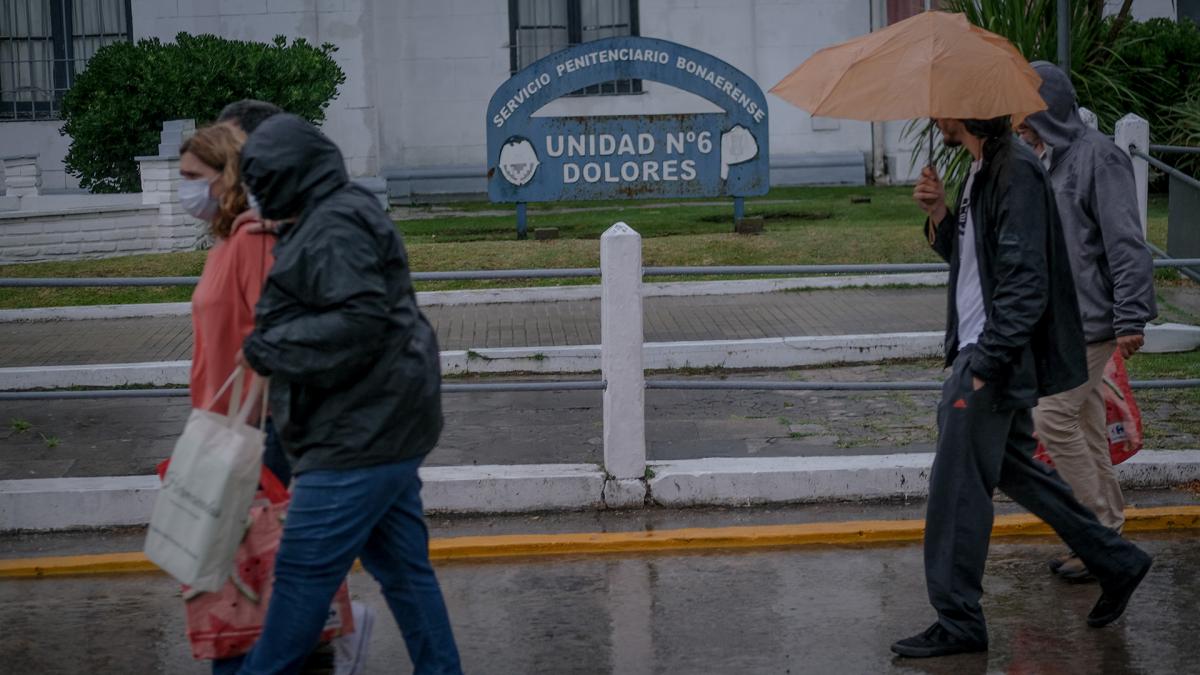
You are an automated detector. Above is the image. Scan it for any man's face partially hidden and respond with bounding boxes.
[1015,121,1042,150]
[934,118,967,148]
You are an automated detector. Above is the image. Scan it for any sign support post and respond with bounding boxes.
[516,202,528,240]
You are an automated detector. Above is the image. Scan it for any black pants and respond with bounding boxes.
[924,347,1149,643]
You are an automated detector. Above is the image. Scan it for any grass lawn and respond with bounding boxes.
[1124,351,1200,443]
[0,188,1183,309]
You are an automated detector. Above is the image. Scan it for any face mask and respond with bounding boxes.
[246,192,262,213]
[178,177,219,221]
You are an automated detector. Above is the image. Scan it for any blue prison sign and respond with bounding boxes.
[486,36,770,203]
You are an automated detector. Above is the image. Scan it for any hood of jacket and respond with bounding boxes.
[1024,61,1086,157]
[239,113,348,222]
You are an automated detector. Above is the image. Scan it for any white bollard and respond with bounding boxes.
[1114,113,1150,238]
[600,222,646,480]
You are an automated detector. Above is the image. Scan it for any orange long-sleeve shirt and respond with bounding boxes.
[190,211,274,415]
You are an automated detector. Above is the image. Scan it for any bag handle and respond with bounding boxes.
[207,368,244,413]
[233,374,268,429]
[209,367,269,430]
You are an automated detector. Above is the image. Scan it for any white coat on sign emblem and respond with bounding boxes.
[720,125,758,180]
[498,138,540,186]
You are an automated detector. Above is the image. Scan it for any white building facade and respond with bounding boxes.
[0,0,1183,197]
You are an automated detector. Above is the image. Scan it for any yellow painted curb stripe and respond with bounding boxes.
[3,505,1198,579]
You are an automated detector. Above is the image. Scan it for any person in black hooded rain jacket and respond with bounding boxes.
[232,114,462,675]
[890,115,1153,659]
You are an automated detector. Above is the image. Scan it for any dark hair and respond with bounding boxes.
[217,99,283,133]
[963,116,1013,141]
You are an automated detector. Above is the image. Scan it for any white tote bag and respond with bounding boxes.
[145,368,268,592]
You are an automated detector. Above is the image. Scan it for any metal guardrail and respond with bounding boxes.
[5,378,1196,401]
[1132,148,1200,192]
[1147,243,1200,284]
[642,263,948,276]
[646,379,1200,392]
[5,260,1200,288]
[1150,144,1200,155]
[0,380,608,401]
[0,269,603,287]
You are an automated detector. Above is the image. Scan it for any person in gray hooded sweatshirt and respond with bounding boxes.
[1018,61,1157,582]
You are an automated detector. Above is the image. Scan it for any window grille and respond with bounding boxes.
[887,0,941,25]
[1,0,132,121]
[509,0,641,96]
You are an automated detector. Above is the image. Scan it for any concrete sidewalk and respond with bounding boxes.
[0,286,949,367]
[4,285,1198,369]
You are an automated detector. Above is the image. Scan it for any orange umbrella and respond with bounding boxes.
[770,11,1045,123]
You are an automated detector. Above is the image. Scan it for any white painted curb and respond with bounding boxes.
[648,455,933,506]
[1144,323,1200,353]
[0,361,192,389]
[647,450,1200,507]
[0,332,946,389]
[0,302,193,322]
[0,273,948,322]
[3,451,1198,532]
[0,465,607,531]
[0,475,161,532]
[419,464,605,513]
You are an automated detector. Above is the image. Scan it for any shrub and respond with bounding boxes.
[60,34,346,193]
[1112,18,1200,127]
[1112,18,1200,178]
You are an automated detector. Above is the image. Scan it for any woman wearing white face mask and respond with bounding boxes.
[179,125,296,674]
[178,124,285,476]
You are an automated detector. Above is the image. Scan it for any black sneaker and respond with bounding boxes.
[1088,555,1152,628]
[891,623,987,658]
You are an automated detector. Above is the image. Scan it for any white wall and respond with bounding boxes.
[0,121,79,191]
[1104,0,1176,21]
[6,0,1177,193]
[371,0,510,171]
[374,0,874,175]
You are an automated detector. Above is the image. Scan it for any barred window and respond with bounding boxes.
[1,0,132,121]
[887,0,941,24]
[508,0,641,96]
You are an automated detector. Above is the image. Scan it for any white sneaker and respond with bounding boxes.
[333,601,376,675]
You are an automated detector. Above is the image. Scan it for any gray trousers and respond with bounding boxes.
[924,347,1149,644]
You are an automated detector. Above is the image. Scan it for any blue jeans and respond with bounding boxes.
[219,456,462,675]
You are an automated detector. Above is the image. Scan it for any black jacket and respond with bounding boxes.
[928,135,1087,410]
[240,115,442,474]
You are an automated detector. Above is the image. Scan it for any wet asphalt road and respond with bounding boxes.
[2,532,1197,674]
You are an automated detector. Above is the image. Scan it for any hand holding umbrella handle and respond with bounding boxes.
[913,166,948,224]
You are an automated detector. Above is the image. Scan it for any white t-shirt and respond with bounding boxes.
[956,160,986,349]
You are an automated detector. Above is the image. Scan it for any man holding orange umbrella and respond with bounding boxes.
[771,11,1153,658]
[900,115,1151,657]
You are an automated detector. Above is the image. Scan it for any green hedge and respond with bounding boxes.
[1112,19,1200,125]
[61,34,346,193]
[1108,18,1200,179]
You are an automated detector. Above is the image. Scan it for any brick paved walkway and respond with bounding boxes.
[0,287,948,367]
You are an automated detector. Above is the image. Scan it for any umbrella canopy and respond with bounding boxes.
[769,11,1045,122]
